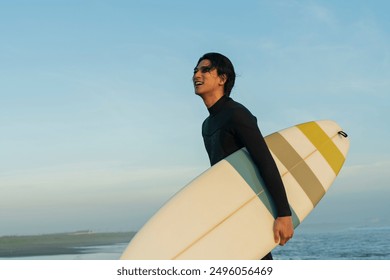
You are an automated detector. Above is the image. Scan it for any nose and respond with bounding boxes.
[193,70,201,81]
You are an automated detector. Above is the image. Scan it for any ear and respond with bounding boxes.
[218,74,227,86]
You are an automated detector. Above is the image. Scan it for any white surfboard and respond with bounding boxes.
[120,120,350,260]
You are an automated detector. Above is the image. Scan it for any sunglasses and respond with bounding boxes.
[193,66,215,74]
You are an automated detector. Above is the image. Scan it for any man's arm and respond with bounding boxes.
[233,109,294,245]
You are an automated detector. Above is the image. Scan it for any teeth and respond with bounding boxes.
[195,81,203,86]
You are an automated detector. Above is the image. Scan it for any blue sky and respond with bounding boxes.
[1,0,389,236]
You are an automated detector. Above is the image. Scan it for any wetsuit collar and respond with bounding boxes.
[208,95,230,116]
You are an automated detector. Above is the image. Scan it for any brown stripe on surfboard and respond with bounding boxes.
[265,132,326,206]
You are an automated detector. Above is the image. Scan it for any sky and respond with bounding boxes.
[1,0,389,236]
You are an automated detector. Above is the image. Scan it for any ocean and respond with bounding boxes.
[1,226,389,260]
[272,225,390,260]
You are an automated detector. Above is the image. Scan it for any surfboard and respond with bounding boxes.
[120,120,350,260]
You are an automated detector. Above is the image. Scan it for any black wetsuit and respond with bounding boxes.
[202,95,291,260]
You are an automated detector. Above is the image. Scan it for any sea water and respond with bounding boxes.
[1,226,389,260]
[273,226,390,260]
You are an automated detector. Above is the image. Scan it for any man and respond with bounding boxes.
[193,52,294,260]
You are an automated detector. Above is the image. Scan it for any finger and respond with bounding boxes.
[279,234,293,246]
[273,222,281,243]
[274,229,280,243]
[279,236,286,246]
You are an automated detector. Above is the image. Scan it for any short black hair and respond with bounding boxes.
[196,52,236,96]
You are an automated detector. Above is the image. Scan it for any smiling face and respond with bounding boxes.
[193,59,226,98]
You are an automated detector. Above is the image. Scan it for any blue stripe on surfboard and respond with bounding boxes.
[225,149,300,228]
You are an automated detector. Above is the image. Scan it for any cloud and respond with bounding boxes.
[274,0,337,25]
[304,2,336,25]
[0,161,206,235]
[334,159,390,194]
[0,161,203,210]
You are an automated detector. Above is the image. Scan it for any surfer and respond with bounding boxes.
[193,52,294,260]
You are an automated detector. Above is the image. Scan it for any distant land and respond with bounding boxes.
[0,231,135,258]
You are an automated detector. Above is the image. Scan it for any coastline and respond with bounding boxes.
[0,231,135,258]
[1,225,389,260]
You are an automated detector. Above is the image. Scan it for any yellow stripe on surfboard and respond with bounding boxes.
[297,122,346,175]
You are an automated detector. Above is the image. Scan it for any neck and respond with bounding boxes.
[200,92,225,109]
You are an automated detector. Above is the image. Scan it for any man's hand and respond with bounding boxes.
[273,216,294,246]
